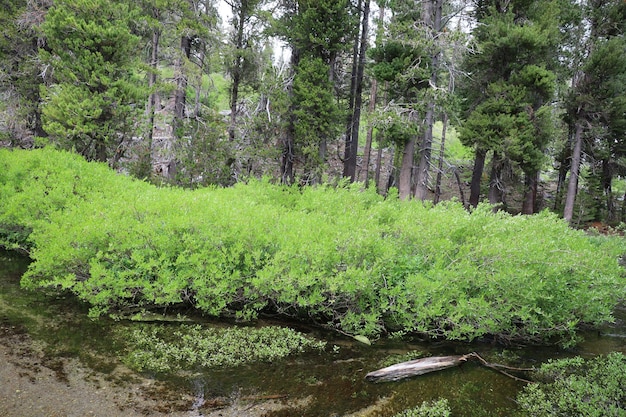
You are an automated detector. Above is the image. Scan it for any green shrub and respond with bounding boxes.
[516,352,626,416]
[1,148,625,346]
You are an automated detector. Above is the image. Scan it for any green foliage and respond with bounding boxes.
[292,56,343,180]
[459,2,559,193]
[393,399,451,417]
[2,148,625,347]
[171,116,235,188]
[281,0,354,63]
[122,324,326,373]
[39,0,144,162]
[516,352,626,417]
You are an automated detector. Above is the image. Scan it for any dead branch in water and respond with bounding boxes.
[365,352,534,383]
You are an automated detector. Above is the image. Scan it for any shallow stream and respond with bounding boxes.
[1,248,625,416]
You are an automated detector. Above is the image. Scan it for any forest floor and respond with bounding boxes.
[0,320,292,417]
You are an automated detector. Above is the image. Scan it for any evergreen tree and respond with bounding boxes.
[562,0,626,223]
[276,0,353,184]
[225,0,267,143]
[39,0,144,163]
[369,0,432,199]
[459,0,559,212]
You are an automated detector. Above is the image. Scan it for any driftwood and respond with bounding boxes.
[365,354,472,382]
[365,352,534,383]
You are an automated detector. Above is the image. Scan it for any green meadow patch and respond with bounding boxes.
[1,148,625,347]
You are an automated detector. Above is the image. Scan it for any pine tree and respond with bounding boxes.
[40,0,144,162]
[562,0,626,223]
[276,0,354,184]
[459,0,559,212]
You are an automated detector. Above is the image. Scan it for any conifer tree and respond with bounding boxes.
[562,0,626,223]
[39,0,144,163]
[276,0,353,184]
[459,0,559,212]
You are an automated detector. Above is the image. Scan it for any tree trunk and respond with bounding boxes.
[521,171,538,215]
[469,148,487,208]
[433,112,448,204]
[146,25,160,148]
[553,130,572,211]
[602,158,615,222]
[343,0,370,181]
[375,146,384,191]
[564,122,583,222]
[281,48,299,184]
[144,19,161,178]
[343,0,360,172]
[229,3,246,142]
[414,0,443,201]
[174,35,191,121]
[399,134,417,200]
[488,152,503,207]
[361,1,383,185]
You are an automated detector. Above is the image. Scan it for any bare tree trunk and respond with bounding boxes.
[343,0,370,181]
[192,47,205,118]
[414,0,443,200]
[228,3,246,142]
[399,113,417,200]
[469,148,487,208]
[602,158,615,222]
[433,112,448,204]
[174,36,191,121]
[521,171,538,214]
[281,48,299,184]
[564,122,583,222]
[146,17,160,174]
[488,152,503,207]
[361,1,384,186]
[343,0,360,178]
[375,145,384,189]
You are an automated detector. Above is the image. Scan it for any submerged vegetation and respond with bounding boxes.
[393,399,452,417]
[1,148,625,347]
[121,324,326,373]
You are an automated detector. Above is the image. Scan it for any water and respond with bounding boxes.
[1,248,625,416]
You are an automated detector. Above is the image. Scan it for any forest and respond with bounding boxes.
[2,2,626,415]
[1,0,626,225]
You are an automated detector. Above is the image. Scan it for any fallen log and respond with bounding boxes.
[365,354,473,383]
[365,352,534,383]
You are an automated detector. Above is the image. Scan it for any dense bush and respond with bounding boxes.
[516,352,626,416]
[1,148,625,346]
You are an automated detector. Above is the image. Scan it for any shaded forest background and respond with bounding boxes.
[1,0,626,226]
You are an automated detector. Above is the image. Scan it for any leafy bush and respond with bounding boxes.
[516,352,626,416]
[1,148,625,346]
[122,324,326,373]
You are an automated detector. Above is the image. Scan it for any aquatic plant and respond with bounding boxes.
[122,324,326,373]
[393,399,451,417]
